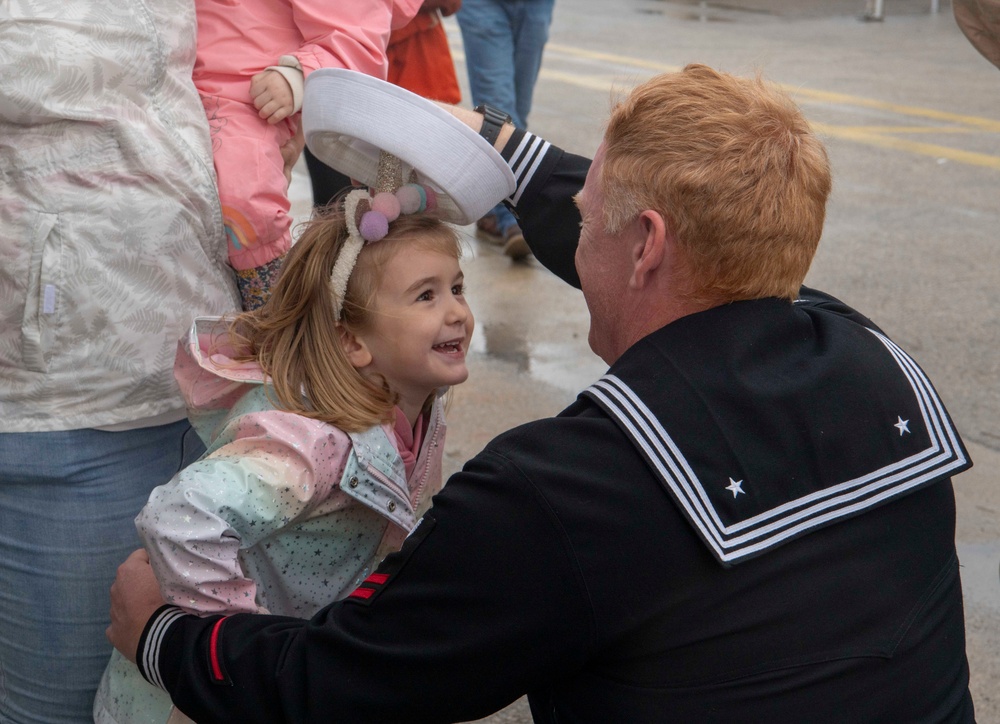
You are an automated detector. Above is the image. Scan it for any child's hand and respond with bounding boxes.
[250,70,295,124]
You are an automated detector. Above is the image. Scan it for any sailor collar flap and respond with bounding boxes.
[581,293,970,567]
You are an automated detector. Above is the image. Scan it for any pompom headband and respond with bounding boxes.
[330,150,439,319]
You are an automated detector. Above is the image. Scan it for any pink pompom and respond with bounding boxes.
[359,210,389,241]
[421,185,437,212]
[395,185,422,215]
[371,192,401,221]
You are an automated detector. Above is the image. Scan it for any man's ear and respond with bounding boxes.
[339,326,372,370]
[629,210,669,290]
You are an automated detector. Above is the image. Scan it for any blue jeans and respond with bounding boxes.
[0,422,205,723]
[457,0,555,233]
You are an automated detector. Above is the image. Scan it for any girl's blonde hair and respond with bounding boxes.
[225,207,462,433]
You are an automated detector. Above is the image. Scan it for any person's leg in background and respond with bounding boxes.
[304,146,354,209]
[456,0,533,259]
[0,421,205,723]
[494,0,555,259]
[510,0,555,129]
[456,0,519,124]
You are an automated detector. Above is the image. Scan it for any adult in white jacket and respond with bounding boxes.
[0,1,240,720]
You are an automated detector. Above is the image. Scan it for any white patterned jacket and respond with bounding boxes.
[1,0,240,432]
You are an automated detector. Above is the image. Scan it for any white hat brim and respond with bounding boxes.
[302,69,516,226]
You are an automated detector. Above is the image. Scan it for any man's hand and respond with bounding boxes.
[250,70,295,124]
[433,101,515,151]
[280,125,305,188]
[107,549,166,664]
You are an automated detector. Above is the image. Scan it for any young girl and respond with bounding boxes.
[94,184,474,722]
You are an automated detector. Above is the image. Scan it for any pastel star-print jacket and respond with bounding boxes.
[93,316,445,723]
[157,315,446,610]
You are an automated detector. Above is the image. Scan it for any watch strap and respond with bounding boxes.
[474,104,512,147]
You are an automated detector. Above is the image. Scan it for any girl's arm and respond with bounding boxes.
[129,442,595,723]
[136,411,346,615]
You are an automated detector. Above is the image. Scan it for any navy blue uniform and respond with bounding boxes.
[135,131,975,723]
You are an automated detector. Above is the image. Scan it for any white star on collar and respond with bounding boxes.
[726,478,746,498]
[894,416,910,436]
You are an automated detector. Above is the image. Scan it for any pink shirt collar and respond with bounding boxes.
[392,406,426,479]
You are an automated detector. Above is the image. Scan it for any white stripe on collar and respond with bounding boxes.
[582,327,968,565]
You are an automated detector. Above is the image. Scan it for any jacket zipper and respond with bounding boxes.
[410,404,442,512]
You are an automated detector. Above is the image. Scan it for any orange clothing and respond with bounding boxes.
[387,9,462,103]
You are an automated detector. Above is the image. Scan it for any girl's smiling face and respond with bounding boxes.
[345,244,474,425]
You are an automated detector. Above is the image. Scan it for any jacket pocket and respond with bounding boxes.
[20,209,60,372]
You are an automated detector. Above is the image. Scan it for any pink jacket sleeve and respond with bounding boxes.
[290,0,424,79]
[135,410,346,615]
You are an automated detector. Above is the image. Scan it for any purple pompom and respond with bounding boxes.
[359,210,389,241]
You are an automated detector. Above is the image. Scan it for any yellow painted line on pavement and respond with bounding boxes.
[537,68,633,94]
[544,43,682,75]
[787,87,1000,133]
[811,122,1000,170]
[819,126,978,135]
[454,44,1000,170]
[544,44,1000,133]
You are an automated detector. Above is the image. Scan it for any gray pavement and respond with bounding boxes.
[289,1,1000,718]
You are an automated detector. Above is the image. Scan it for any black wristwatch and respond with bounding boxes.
[474,104,512,146]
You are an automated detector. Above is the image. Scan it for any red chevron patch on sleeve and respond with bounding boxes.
[344,515,438,607]
[347,587,376,600]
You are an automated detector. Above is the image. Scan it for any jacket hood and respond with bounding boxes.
[174,317,267,438]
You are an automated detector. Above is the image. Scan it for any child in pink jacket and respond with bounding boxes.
[196,0,422,309]
[95,172,473,723]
